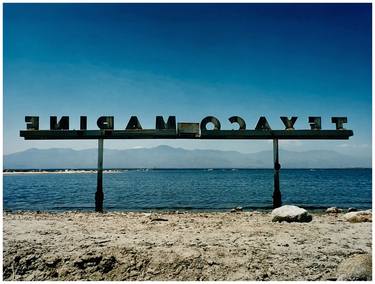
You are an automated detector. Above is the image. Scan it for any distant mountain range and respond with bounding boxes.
[3,145,371,169]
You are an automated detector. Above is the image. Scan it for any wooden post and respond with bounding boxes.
[273,139,282,208]
[95,138,104,212]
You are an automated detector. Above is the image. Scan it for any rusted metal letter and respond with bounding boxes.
[50,116,69,130]
[280,117,297,130]
[309,117,321,130]
[97,116,114,130]
[80,116,87,130]
[228,116,246,130]
[156,116,176,130]
[255,117,271,131]
[126,116,142,130]
[331,117,347,130]
[25,116,39,130]
[200,116,221,131]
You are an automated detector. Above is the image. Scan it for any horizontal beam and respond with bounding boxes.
[200,130,353,139]
[20,129,353,140]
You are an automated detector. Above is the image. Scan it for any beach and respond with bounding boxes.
[3,211,372,281]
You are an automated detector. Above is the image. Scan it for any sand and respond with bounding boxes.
[3,211,372,281]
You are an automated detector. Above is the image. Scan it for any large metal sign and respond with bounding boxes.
[21,115,352,139]
[20,115,353,212]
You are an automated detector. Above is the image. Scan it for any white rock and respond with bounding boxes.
[344,210,372,223]
[326,207,342,214]
[271,205,312,223]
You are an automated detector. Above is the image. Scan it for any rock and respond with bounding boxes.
[347,207,357,212]
[326,207,342,214]
[344,210,372,223]
[230,207,243,213]
[271,205,312,223]
[336,254,372,281]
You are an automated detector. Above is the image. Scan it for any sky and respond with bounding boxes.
[3,3,372,157]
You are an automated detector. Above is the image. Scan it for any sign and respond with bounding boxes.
[20,115,353,140]
[19,114,354,212]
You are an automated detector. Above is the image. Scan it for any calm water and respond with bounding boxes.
[3,169,372,211]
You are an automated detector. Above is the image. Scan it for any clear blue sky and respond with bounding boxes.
[4,3,372,157]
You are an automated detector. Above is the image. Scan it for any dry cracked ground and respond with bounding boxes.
[3,211,372,281]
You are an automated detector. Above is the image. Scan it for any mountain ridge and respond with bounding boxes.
[4,145,370,169]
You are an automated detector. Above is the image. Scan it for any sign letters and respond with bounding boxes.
[23,115,348,131]
[20,115,353,140]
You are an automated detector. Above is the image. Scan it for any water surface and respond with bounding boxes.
[3,169,372,211]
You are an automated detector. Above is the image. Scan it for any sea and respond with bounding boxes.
[3,168,372,212]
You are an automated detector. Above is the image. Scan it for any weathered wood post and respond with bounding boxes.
[95,138,104,212]
[273,138,282,208]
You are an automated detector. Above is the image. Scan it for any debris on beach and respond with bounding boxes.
[271,205,312,223]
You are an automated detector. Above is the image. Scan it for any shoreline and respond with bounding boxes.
[3,204,372,214]
[3,211,372,280]
[3,170,122,175]
[3,167,371,175]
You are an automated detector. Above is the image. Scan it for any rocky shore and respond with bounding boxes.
[3,210,372,281]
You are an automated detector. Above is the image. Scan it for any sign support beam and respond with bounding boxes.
[273,139,282,208]
[95,138,104,212]
[20,129,353,140]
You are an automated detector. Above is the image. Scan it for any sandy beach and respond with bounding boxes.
[3,211,372,281]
